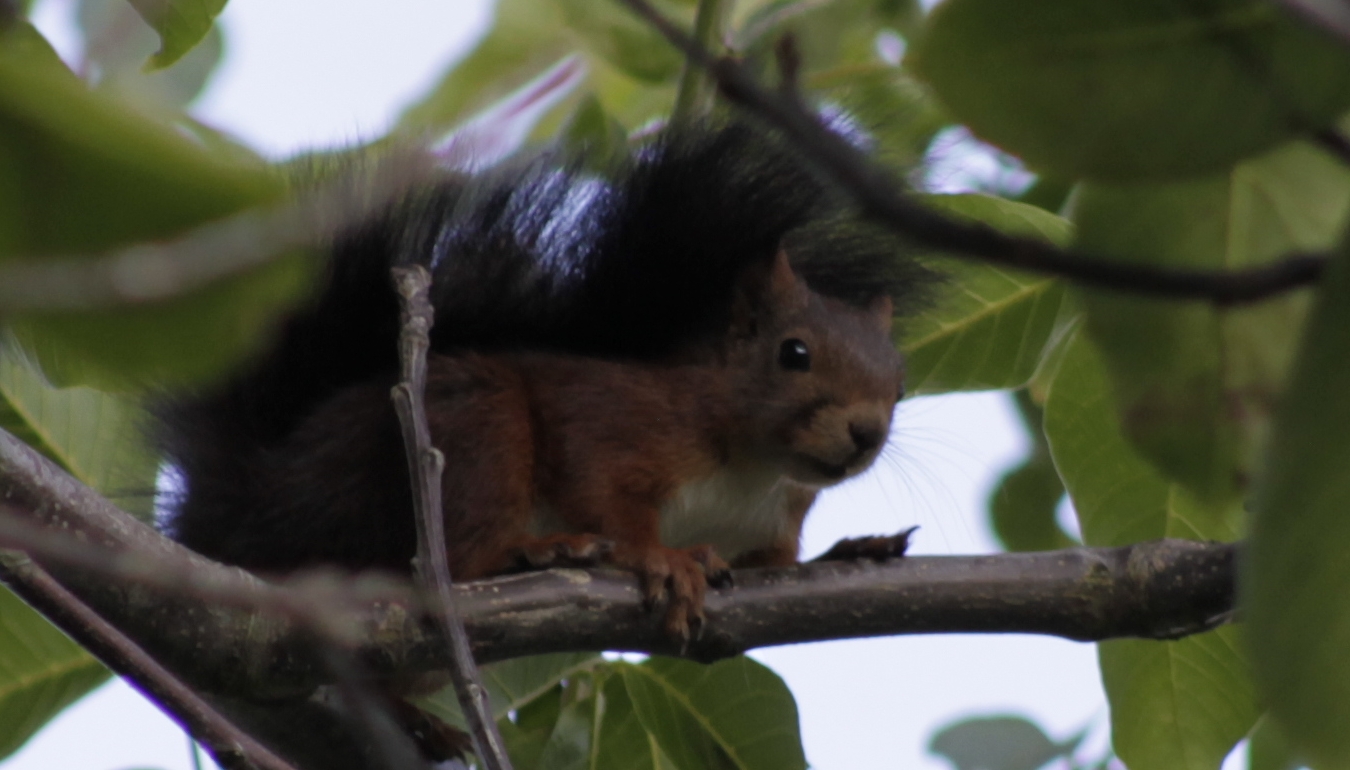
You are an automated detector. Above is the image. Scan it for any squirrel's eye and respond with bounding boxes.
[779,339,811,371]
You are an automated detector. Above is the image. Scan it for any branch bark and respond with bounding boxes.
[1,426,1235,696]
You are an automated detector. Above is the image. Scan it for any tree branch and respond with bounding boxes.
[0,553,297,770]
[1,421,1235,687]
[389,265,511,769]
[618,0,1329,306]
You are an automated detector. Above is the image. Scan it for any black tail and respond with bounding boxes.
[156,121,932,565]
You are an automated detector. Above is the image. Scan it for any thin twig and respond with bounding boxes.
[618,0,1329,306]
[388,266,512,770]
[0,554,298,770]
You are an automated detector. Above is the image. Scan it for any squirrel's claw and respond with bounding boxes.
[813,525,918,562]
[617,543,726,642]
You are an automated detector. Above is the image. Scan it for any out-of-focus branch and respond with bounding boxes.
[618,0,1329,306]
[0,554,298,770]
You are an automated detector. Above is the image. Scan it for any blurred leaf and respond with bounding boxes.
[738,0,922,74]
[1246,228,1350,769]
[396,0,576,136]
[1042,329,1256,770]
[554,0,683,83]
[1247,716,1302,770]
[78,0,223,112]
[988,390,1073,552]
[0,24,309,388]
[537,681,599,770]
[1070,140,1350,502]
[0,342,158,518]
[420,653,603,728]
[123,0,226,70]
[0,587,109,760]
[901,194,1073,394]
[619,656,805,770]
[559,94,632,172]
[928,715,1068,770]
[810,64,949,170]
[910,0,1350,180]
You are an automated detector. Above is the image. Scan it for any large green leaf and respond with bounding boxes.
[0,587,109,760]
[0,342,158,518]
[419,652,603,728]
[0,24,308,388]
[987,390,1073,552]
[901,193,1073,394]
[1246,229,1350,769]
[1043,329,1256,770]
[554,0,683,83]
[124,0,227,70]
[1070,140,1350,503]
[618,656,805,770]
[910,0,1350,180]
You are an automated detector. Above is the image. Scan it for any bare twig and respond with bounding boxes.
[618,0,1330,306]
[388,266,511,770]
[0,554,298,770]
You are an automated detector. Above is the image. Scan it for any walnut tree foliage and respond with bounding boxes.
[2,0,1350,768]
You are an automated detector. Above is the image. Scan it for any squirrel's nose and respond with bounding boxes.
[849,422,885,454]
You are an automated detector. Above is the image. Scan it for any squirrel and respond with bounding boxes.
[155,121,934,638]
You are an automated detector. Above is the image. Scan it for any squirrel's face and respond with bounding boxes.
[727,251,904,488]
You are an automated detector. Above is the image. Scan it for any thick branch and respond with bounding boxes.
[0,427,1235,695]
[619,0,1328,306]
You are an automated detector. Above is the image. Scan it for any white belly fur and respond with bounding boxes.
[659,464,791,559]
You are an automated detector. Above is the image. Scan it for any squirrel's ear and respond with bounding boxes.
[868,295,894,334]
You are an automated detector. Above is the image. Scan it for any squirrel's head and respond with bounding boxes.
[726,250,904,488]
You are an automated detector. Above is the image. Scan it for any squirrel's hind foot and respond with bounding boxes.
[509,533,616,570]
[813,525,919,562]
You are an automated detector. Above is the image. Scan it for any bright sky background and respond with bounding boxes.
[12,1,1250,768]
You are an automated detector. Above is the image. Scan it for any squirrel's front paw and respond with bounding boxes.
[813,525,918,562]
[615,543,730,641]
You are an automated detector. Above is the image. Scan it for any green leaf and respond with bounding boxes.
[618,656,805,770]
[810,64,949,170]
[910,0,1350,180]
[1042,329,1257,770]
[593,673,678,770]
[396,0,576,136]
[0,342,158,518]
[928,715,1068,770]
[553,0,683,83]
[1246,230,1350,769]
[1247,715,1301,770]
[988,390,1073,552]
[901,194,1073,394]
[77,0,224,111]
[537,682,600,770]
[123,0,227,70]
[0,26,309,388]
[0,587,109,760]
[419,653,603,728]
[1070,140,1350,502]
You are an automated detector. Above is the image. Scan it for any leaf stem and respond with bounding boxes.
[671,0,732,124]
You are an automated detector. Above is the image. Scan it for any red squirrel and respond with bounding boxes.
[156,122,934,636]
